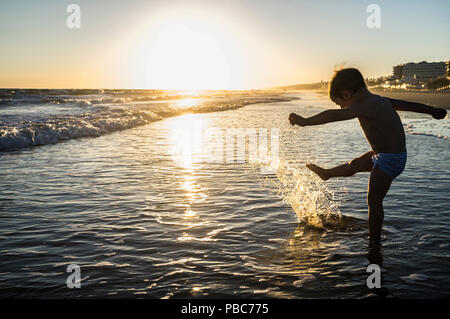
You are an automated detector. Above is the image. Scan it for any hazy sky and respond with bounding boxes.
[0,0,449,89]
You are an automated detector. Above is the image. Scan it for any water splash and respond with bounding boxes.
[263,160,342,229]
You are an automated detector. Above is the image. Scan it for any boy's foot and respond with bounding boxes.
[306,163,330,181]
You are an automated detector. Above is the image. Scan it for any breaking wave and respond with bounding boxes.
[0,89,296,151]
[0,109,162,151]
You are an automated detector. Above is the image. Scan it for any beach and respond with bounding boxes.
[372,89,450,109]
[310,88,450,109]
[0,90,449,298]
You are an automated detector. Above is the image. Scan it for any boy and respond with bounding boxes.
[288,68,447,243]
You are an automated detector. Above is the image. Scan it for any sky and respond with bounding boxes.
[0,0,449,89]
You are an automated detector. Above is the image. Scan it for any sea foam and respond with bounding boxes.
[0,89,296,151]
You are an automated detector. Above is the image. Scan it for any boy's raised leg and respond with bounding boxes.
[307,151,374,180]
[367,168,393,242]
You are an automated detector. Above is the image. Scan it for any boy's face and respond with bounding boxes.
[332,90,353,108]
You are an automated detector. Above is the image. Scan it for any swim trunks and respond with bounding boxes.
[372,152,407,178]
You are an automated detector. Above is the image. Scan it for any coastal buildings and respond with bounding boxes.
[403,61,446,81]
[387,61,450,90]
[392,61,447,82]
[392,64,403,80]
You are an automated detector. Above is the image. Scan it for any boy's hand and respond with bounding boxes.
[289,113,306,126]
[432,107,447,120]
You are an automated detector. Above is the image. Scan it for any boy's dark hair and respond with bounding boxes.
[329,68,366,100]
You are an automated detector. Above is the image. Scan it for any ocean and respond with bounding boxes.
[0,89,449,298]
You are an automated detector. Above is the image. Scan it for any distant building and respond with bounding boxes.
[402,61,446,81]
[392,64,403,79]
[446,61,450,77]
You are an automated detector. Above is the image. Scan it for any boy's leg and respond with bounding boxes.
[367,168,393,242]
[307,151,374,180]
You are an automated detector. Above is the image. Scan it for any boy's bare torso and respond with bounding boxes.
[353,94,406,154]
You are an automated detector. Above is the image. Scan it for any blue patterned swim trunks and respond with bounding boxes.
[372,152,407,178]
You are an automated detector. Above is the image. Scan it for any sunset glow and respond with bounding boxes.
[0,1,449,89]
[142,24,231,90]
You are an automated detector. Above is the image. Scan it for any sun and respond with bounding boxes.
[143,23,232,90]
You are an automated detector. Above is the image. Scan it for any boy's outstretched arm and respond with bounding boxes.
[289,108,358,126]
[386,97,447,119]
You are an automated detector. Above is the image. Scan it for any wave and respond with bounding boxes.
[0,91,296,152]
[0,88,286,108]
[404,123,450,141]
[0,109,162,151]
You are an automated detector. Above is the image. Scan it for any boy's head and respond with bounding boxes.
[329,68,367,108]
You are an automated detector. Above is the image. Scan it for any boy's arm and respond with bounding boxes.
[386,97,447,119]
[289,107,359,127]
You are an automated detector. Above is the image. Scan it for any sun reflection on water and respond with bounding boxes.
[165,113,212,240]
[165,113,208,169]
[183,207,197,218]
[175,98,202,109]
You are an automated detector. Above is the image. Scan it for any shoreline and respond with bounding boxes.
[280,88,450,109]
[371,89,450,109]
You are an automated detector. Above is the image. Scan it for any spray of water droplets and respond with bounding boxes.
[260,159,342,229]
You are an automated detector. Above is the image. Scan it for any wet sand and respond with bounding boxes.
[307,89,450,109]
[371,89,450,109]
